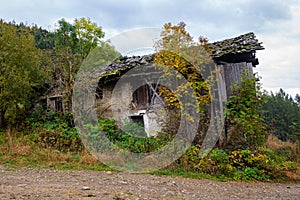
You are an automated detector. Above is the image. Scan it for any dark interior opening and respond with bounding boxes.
[55,98,63,112]
[130,115,144,126]
[132,83,160,109]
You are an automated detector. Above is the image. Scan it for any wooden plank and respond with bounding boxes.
[144,79,166,106]
[223,62,254,97]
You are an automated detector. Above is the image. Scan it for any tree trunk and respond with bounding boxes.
[0,110,4,128]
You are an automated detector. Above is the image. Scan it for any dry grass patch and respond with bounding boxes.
[265,135,296,151]
[79,149,99,165]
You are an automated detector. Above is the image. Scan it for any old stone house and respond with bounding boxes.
[93,32,264,137]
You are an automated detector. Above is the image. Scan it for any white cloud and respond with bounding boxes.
[109,28,160,55]
[255,3,300,97]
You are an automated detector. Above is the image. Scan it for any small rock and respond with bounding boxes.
[81,186,91,190]
[17,184,27,187]
[87,194,96,197]
[106,171,113,175]
[170,181,177,186]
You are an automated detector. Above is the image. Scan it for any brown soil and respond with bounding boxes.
[0,165,299,200]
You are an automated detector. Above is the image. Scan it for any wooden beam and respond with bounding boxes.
[144,79,165,107]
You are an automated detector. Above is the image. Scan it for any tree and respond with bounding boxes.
[295,94,300,106]
[153,22,212,142]
[0,21,45,144]
[263,89,300,142]
[46,18,106,113]
[53,18,78,53]
[32,26,55,50]
[74,17,105,59]
[154,22,212,110]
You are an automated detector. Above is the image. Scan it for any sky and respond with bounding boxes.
[1,0,299,97]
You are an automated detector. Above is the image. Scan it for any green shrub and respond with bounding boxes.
[22,113,83,152]
[225,75,268,151]
[97,118,170,153]
[190,147,300,181]
[275,147,294,161]
[210,148,229,163]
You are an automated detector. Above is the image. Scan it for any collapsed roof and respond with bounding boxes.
[209,32,264,58]
[95,32,264,81]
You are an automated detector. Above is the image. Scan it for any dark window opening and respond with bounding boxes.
[55,98,63,112]
[128,115,147,137]
[132,84,160,109]
[48,96,64,113]
[130,115,144,126]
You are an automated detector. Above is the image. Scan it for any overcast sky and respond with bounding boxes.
[1,0,299,97]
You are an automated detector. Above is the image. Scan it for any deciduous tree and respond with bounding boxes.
[0,21,45,144]
[47,18,107,113]
[153,22,212,142]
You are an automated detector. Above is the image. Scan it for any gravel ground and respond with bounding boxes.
[0,165,299,200]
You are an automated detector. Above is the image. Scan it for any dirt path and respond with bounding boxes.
[0,166,299,200]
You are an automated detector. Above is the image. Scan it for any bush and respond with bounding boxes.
[97,118,171,153]
[21,112,83,152]
[225,75,268,151]
[191,147,299,181]
[275,147,294,161]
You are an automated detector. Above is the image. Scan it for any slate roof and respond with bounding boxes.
[209,32,264,58]
[95,54,154,80]
[96,32,264,80]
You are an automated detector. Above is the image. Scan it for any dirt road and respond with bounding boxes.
[0,166,299,200]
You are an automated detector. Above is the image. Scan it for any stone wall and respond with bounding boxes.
[96,81,166,137]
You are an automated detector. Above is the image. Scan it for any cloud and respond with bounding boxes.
[0,0,294,39]
[109,28,160,55]
[254,3,300,97]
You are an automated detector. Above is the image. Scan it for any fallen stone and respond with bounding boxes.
[81,186,91,190]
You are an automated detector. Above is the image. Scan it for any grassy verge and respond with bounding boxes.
[0,115,299,183]
[0,131,111,171]
[1,132,299,183]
